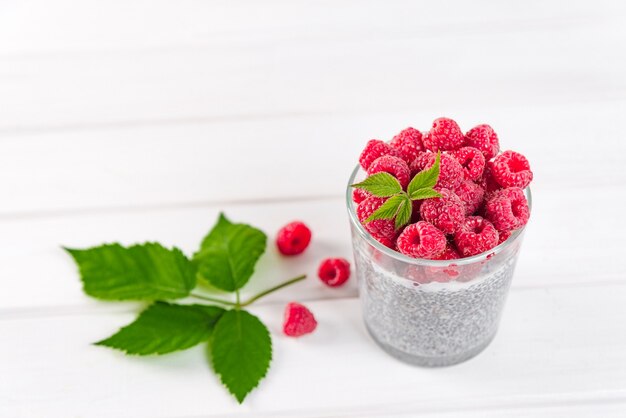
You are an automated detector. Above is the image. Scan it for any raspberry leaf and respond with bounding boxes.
[409,188,442,200]
[210,309,272,403]
[407,151,441,195]
[65,243,196,301]
[96,302,225,355]
[394,195,412,230]
[351,172,402,197]
[193,213,267,292]
[365,194,405,223]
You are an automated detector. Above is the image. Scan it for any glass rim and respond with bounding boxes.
[346,164,532,267]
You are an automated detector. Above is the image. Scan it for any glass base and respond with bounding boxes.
[365,323,497,367]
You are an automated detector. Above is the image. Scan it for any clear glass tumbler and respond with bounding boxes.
[347,166,531,367]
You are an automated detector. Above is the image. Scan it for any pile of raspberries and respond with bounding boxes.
[355,117,532,260]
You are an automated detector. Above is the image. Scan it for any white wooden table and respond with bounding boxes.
[1,1,626,417]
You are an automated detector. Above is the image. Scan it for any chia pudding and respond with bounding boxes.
[347,165,531,367]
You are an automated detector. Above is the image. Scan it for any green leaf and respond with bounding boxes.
[210,309,272,403]
[394,195,412,229]
[407,151,441,195]
[409,188,442,200]
[365,194,406,223]
[351,172,402,197]
[193,213,267,292]
[65,243,196,301]
[96,302,225,355]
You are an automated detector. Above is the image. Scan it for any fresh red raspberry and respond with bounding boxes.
[465,124,500,160]
[485,187,530,232]
[452,146,485,181]
[396,221,447,259]
[454,216,499,257]
[419,188,465,234]
[455,180,485,216]
[359,139,400,171]
[434,244,460,260]
[423,117,465,151]
[498,230,512,244]
[352,188,371,204]
[491,150,533,189]
[389,127,424,165]
[477,162,502,197]
[357,196,396,247]
[367,155,411,189]
[276,221,312,255]
[283,302,317,337]
[317,257,351,287]
[411,152,463,191]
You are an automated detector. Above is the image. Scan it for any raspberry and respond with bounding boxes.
[465,124,500,160]
[283,302,317,337]
[357,196,396,247]
[455,180,485,216]
[419,188,465,234]
[452,146,485,181]
[396,221,447,259]
[423,117,465,151]
[389,127,424,165]
[352,188,371,204]
[317,257,351,287]
[411,152,463,191]
[434,244,460,260]
[276,221,312,255]
[367,155,411,189]
[491,150,533,189]
[359,139,400,171]
[498,229,512,244]
[477,162,502,197]
[454,216,499,257]
[485,187,530,232]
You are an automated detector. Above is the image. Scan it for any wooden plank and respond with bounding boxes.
[0,185,624,311]
[1,0,623,55]
[0,11,624,132]
[1,101,624,215]
[1,285,625,417]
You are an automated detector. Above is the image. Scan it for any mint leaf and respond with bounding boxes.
[65,243,196,301]
[407,151,441,195]
[96,302,225,355]
[394,195,412,229]
[365,194,405,223]
[193,213,267,292]
[351,172,402,197]
[409,188,442,200]
[210,309,272,403]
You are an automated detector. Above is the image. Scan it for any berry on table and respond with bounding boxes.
[454,216,499,257]
[396,221,447,259]
[389,127,424,164]
[485,187,530,232]
[419,188,465,234]
[367,155,411,189]
[317,257,351,287]
[359,139,400,171]
[276,221,312,256]
[452,146,485,181]
[491,150,533,189]
[423,117,465,151]
[411,151,463,191]
[283,302,317,337]
[357,196,397,247]
[465,124,500,160]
